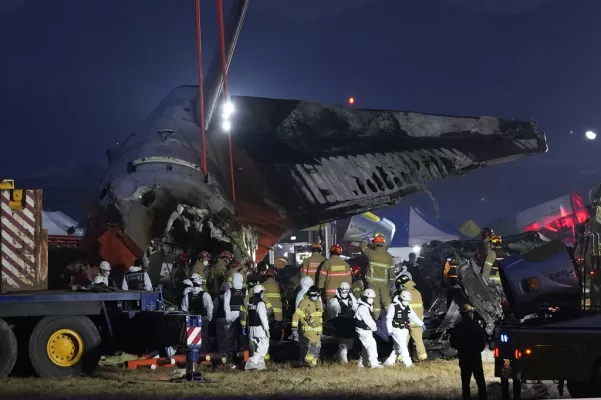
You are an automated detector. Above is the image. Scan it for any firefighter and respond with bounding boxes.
[191,250,211,279]
[246,261,263,284]
[396,274,428,362]
[319,244,352,301]
[244,284,270,371]
[224,272,246,360]
[356,288,382,368]
[360,235,395,316]
[443,257,461,308]
[121,259,153,291]
[383,290,425,367]
[351,264,364,300]
[292,285,323,367]
[262,267,285,323]
[181,273,213,354]
[301,243,326,284]
[450,304,487,400]
[208,250,233,296]
[213,281,230,355]
[327,281,357,363]
[479,227,498,284]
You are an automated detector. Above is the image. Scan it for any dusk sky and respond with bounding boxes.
[1,0,600,226]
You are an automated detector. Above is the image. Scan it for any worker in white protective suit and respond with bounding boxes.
[295,276,314,310]
[383,290,425,367]
[95,261,116,287]
[327,281,357,363]
[213,281,230,355]
[181,273,213,354]
[224,272,247,360]
[244,284,270,371]
[355,288,382,368]
[121,259,153,291]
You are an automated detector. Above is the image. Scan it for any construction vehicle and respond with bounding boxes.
[0,180,192,379]
[492,222,601,399]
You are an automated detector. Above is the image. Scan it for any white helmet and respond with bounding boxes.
[253,284,265,294]
[362,288,376,298]
[190,273,204,286]
[338,281,351,297]
[99,261,111,271]
[182,279,193,287]
[400,290,412,302]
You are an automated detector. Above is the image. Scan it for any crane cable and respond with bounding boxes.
[216,0,236,203]
[194,0,208,177]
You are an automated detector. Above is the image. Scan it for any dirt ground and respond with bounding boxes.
[0,360,504,399]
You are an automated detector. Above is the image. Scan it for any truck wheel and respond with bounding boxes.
[28,316,101,378]
[0,318,18,378]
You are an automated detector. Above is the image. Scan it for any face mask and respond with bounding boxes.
[367,298,374,305]
[203,260,209,266]
[339,290,349,299]
[402,300,409,306]
[309,295,319,301]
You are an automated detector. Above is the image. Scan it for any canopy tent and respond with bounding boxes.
[375,206,464,248]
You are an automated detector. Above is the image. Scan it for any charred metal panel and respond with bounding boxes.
[98,87,547,261]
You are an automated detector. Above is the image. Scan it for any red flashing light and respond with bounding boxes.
[514,349,522,359]
[493,348,499,358]
[348,97,355,105]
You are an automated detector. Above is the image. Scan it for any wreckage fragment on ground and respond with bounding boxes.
[85,86,548,281]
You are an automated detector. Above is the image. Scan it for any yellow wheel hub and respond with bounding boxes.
[46,329,84,367]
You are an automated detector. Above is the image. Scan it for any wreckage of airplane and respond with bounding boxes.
[83,88,548,282]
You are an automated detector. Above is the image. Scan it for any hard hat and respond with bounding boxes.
[190,273,204,285]
[253,284,265,294]
[351,265,361,277]
[264,267,277,278]
[462,303,474,313]
[329,244,343,256]
[400,290,412,302]
[176,253,189,265]
[99,261,111,271]
[396,274,411,287]
[197,251,210,261]
[480,227,493,238]
[362,288,376,298]
[230,261,241,268]
[307,285,320,297]
[338,281,351,291]
[311,243,323,252]
[372,236,385,245]
[219,250,233,260]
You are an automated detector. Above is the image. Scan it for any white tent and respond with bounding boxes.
[42,211,83,236]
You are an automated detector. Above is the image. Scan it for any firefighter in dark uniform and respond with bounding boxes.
[450,303,487,400]
[443,257,460,308]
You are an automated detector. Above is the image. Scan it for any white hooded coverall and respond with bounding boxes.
[224,273,247,356]
[181,286,214,354]
[214,281,230,355]
[384,299,424,367]
[295,276,313,310]
[355,299,380,368]
[245,295,270,370]
[328,293,357,363]
[121,266,153,291]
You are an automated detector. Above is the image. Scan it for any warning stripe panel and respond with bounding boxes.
[186,327,202,345]
[0,189,45,292]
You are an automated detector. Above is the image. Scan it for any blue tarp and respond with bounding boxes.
[374,206,464,247]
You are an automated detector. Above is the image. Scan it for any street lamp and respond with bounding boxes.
[586,130,596,140]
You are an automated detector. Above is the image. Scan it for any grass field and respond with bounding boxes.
[0,360,501,399]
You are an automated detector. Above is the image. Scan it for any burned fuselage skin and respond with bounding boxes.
[92,87,547,277]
